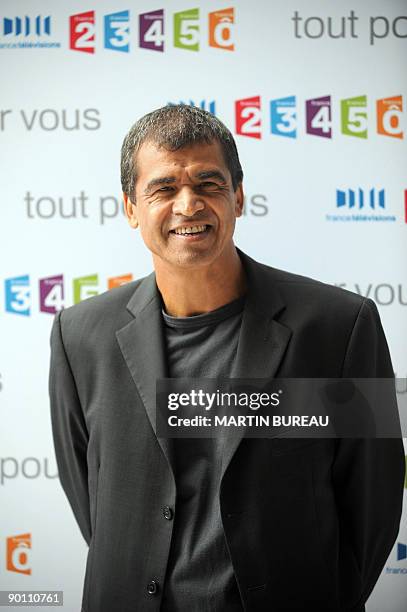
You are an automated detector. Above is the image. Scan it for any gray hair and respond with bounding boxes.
[120,104,243,198]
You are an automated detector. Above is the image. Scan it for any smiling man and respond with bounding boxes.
[49,105,405,612]
[121,113,246,318]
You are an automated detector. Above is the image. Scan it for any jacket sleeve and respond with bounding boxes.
[332,297,405,609]
[49,309,91,545]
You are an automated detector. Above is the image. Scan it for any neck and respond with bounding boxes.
[153,245,246,317]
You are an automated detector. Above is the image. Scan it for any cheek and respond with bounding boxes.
[220,200,239,223]
[140,209,167,239]
[212,197,234,216]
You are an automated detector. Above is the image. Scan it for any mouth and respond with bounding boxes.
[169,224,212,238]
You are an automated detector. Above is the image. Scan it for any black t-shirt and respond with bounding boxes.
[160,295,245,612]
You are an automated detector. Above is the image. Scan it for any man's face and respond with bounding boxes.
[123,140,243,269]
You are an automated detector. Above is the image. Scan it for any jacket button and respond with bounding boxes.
[163,505,174,520]
[147,580,159,595]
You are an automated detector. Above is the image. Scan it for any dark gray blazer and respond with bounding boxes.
[49,248,405,612]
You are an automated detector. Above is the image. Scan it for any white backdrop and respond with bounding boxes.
[1,0,406,610]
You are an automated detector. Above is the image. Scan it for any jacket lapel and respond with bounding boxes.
[115,272,175,476]
[220,249,292,480]
[115,249,293,483]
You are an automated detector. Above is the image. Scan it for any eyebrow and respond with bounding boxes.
[144,176,176,194]
[195,170,227,184]
[143,170,228,195]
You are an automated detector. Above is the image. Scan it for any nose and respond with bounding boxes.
[172,186,205,216]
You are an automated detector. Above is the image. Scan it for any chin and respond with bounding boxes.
[171,249,217,269]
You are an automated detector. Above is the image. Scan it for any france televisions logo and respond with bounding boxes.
[386,542,407,575]
[336,188,385,210]
[6,534,32,575]
[3,16,50,36]
[168,100,217,115]
[0,16,61,49]
[326,188,397,223]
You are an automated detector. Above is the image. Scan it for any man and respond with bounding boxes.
[49,105,404,612]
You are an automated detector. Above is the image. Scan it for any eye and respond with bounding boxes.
[157,186,174,193]
[199,182,218,189]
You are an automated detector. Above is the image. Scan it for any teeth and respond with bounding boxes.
[173,225,207,235]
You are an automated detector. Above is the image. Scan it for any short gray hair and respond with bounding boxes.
[120,104,243,198]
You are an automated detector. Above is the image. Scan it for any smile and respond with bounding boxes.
[170,224,210,236]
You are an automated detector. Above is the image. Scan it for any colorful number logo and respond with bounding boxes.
[69,8,236,53]
[270,96,297,138]
[108,274,134,289]
[39,275,64,314]
[6,534,32,576]
[73,274,99,304]
[174,8,200,51]
[377,95,403,139]
[306,96,332,138]
[70,11,95,54]
[208,8,234,51]
[139,9,165,52]
[5,276,30,316]
[104,10,130,52]
[3,273,136,315]
[341,95,368,138]
[235,96,261,139]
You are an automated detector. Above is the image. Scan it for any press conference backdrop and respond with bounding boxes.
[0,0,406,609]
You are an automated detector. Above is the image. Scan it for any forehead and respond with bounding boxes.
[135,140,229,183]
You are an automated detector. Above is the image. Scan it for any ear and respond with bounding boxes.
[234,183,244,218]
[123,192,139,229]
